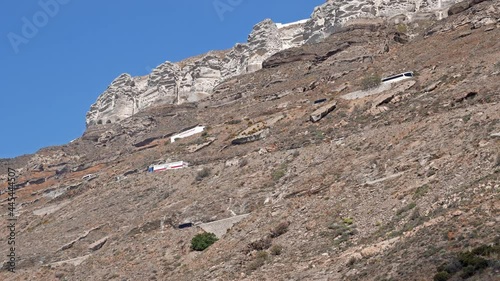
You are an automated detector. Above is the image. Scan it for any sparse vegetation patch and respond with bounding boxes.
[413,184,429,199]
[396,23,408,33]
[191,232,218,251]
[271,163,288,182]
[270,245,283,256]
[434,243,500,280]
[248,250,269,271]
[248,237,272,252]
[361,74,381,90]
[196,167,211,181]
[270,221,290,238]
[396,202,417,217]
[325,218,358,247]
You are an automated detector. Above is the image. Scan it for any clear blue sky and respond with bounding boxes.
[1,0,324,159]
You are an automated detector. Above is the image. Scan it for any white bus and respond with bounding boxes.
[381,71,414,84]
[170,125,205,143]
[148,161,189,173]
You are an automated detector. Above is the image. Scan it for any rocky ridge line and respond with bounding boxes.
[86,0,466,127]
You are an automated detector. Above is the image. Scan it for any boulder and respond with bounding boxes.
[310,101,337,122]
[232,128,270,145]
[88,237,108,251]
[448,0,472,15]
[448,0,487,16]
[187,138,216,153]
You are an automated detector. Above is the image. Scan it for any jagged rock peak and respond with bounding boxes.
[85,17,309,127]
[110,73,134,87]
[303,0,462,44]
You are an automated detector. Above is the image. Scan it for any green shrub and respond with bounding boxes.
[227,119,242,125]
[313,130,325,140]
[413,184,429,199]
[326,219,358,247]
[342,217,354,225]
[271,169,285,181]
[248,237,272,251]
[396,202,417,216]
[471,244,496,256]
[191,232,218,251]
[270,221,289,238]
[361,74,381,90]
[347,256,357,267]
[248,250,269,271]
[256,250,268,259]
[396,23,408,33]
[239,158,249,167]
[458,252,488,270]
[328,222,350,238]
[441,259,463,274]
[196,167,211,181]
[271,163,287,182]
[433,271,451,281]
[435,245,496,280]
[460,266,476,279]
[270,245,283,256]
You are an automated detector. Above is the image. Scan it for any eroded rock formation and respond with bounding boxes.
[86,0,466,127]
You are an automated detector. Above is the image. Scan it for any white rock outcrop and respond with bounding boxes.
[86,0,464,126]
[86,19,306,126]
[303,0,461,44]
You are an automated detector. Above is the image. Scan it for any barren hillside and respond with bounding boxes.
[1,1,499,280]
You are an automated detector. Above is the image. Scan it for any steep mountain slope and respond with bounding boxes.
[1,1,500,280]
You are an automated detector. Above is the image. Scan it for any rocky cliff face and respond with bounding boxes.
[303,0,462,44]
[85,19,306,126]
[86,0,464,126]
